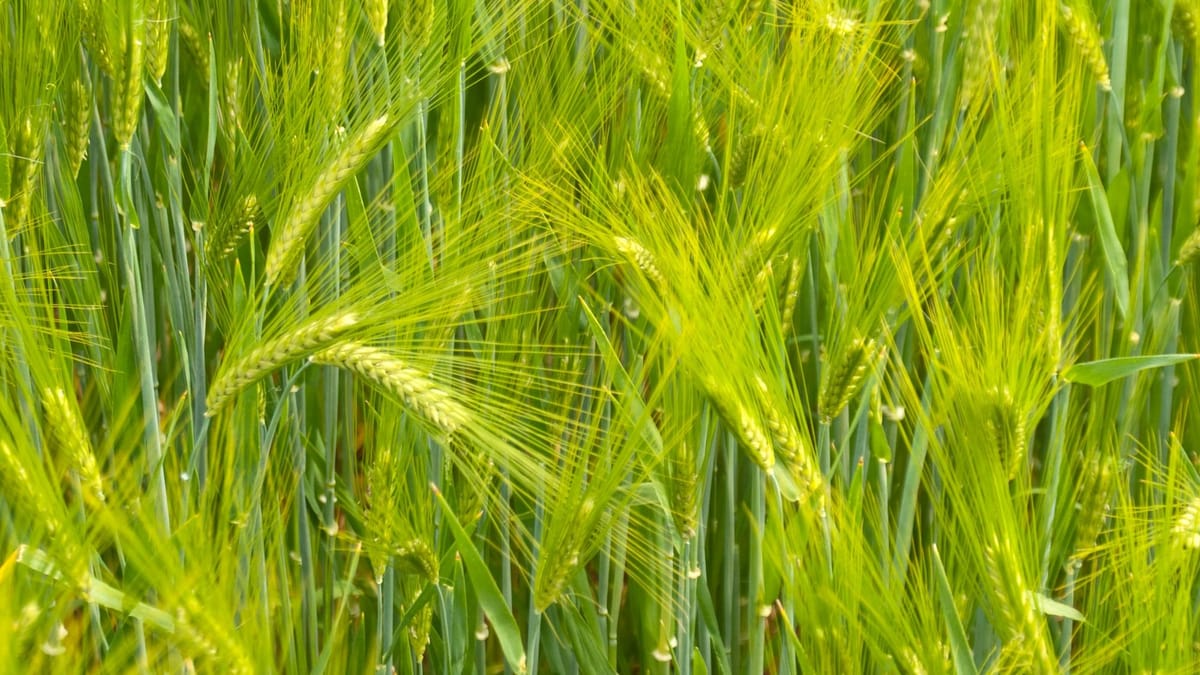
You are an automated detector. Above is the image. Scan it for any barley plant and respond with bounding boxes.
[4,0,1200,672]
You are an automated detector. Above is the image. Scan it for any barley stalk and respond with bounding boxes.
[311,341,470,435]
[265,114,392,286]
[41,387,104,502]
[205,312,360,415]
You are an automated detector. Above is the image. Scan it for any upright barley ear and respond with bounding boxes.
[178,15,209,76]
[209,193,259,261]
[780,257,801,332]
[41,388,104,502]
[65,79,92,179]
[1177,227,1200,267]
[818,337,881,424]
[7,113,43,229]
[960,0,1000,106]
[1058,2,1112,91]
[1070,455,1114,562]
[206,312,360,414]
[402,0,434,51]
[1172,496,1200,550]
[311,342,470,436]
[113,17,146,150]
[366,0,389,46]
[447,435,494,529]
[80,0,115,76]
[613,236,667,291]
[982,533,1055,670]
[667,440,700,539]
[145,0,169,85]
[265,115,392,286]
[1173,0,1200,47]
[983,386,1028,481]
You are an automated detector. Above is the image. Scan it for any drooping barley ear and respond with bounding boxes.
[1176,226,1200,267]
[205,312,360,415]
[780,257,801,332]
[265,114,392,286]
[402,0,434,51]
[1058,3,1112,92]
[959,0,1000,106]
[113,17,146,150]
[144,0,169,85]
[614,236,668,291]
[41,387,104,503]
[818,337,881,424]
[366,0,389,46]
[1070,455,1114,562]
[983,386,1028,481]
[982,533,1055,670]
[1172,496,1200,550]
[65,79,92,179]
[311,341,470,436]
[701,378,775,470]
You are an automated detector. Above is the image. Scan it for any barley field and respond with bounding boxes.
[2,1,1199,673]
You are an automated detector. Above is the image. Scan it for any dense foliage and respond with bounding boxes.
[2,0,1200,672]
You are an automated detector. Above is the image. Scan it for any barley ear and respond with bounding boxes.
[614,236,667,291]
[113,16,146,150]
[65,79,92,179]
[818,337,881,424]
[145,0,169,85]
[41,387,105,502]
[205,312,360,415]
[366,0,389,46]
[311,341,470,436]
[1058,2,1112,92]
[1070,455,1114,562]
[1177,226,1200,267]
[265,115,392,286]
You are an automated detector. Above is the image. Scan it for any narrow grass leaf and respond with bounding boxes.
[1063,354,1198,386]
